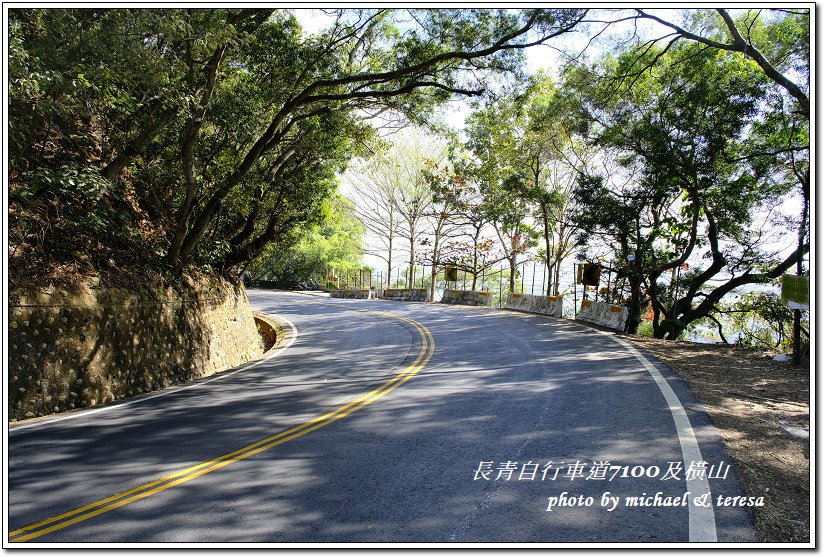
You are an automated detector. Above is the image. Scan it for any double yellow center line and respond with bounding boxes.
[10,309,435,542]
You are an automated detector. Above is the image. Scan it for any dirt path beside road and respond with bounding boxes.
[626,337,810,543]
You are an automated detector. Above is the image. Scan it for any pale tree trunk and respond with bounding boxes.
[386,215,394,289]
[553,261,562,297]
[430,263,438,301]
[429,215,446,302]
[552,222,568,296]
[471,246,479,290]
[408,222,416,289]
[471,225,482,291]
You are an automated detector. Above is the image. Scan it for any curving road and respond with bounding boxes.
[7,290,758,543]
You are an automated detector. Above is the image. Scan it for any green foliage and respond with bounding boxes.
[692,290,803,350]
[566,26,808,337]
[8,8,587,288]
[21,165,113,203]
[636,320,655,338]
[463,102,535,256]
[8,9,189,171]
[248,194,366,284]
[462,70,585,295]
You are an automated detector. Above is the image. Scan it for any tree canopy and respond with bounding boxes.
[564,8,809,337]
[8,7,587,288]
[8,8,809,346]
[246,193,366,285]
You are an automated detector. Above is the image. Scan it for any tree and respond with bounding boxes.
[346,127,446,289]
[8,8,589,289]
[568,37,808,338]
[598,8,810,346]
[422,162,502,292]
[389,130,445,289]
[571,168,660,334]
[346,151,403,289]
[483,176,538,296]
[247,193,366,284]
[463,102,537,295]
[512,72,592,295]
[420,157,471,299]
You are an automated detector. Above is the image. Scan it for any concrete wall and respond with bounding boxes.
[576,300,628,331]
[440,289,492,306]
[381,288,430,302]
[504,293,564,318]
[8,278,263,422]
[330,288,372,300]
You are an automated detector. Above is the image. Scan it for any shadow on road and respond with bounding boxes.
[8,297,755,542]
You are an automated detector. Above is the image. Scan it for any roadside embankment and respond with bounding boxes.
[9,277,264,422]
[625,336,810,543]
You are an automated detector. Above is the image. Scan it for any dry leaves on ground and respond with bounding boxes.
[625,336,810,543]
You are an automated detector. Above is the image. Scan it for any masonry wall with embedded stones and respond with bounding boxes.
[8,279,263,422]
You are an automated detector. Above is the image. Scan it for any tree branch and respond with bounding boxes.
[635,8,809,118]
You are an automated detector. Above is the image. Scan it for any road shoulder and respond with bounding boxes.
[625,336,810,543]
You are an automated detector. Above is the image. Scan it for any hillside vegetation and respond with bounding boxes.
[8,8,586,292]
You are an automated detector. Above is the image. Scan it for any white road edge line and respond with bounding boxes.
[605,332,718,543]
[8,314,299,433]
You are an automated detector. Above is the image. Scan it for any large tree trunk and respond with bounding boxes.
[165,40,230,273]
[509,255,517,295]
[625,252,644,334]
[408,228,416,289]
[167,121,201,273]
[541,206,553,296]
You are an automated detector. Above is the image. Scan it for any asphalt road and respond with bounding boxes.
[7,290,759,544]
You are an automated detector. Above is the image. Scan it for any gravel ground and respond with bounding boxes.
[625,336,811,543]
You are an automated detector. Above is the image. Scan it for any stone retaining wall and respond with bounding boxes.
[440,289,492,306]
[381,288,430,302]
[254,312,280,349]
[576,300,628,331]
[504,293,564,318]
[8,279,263,422]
